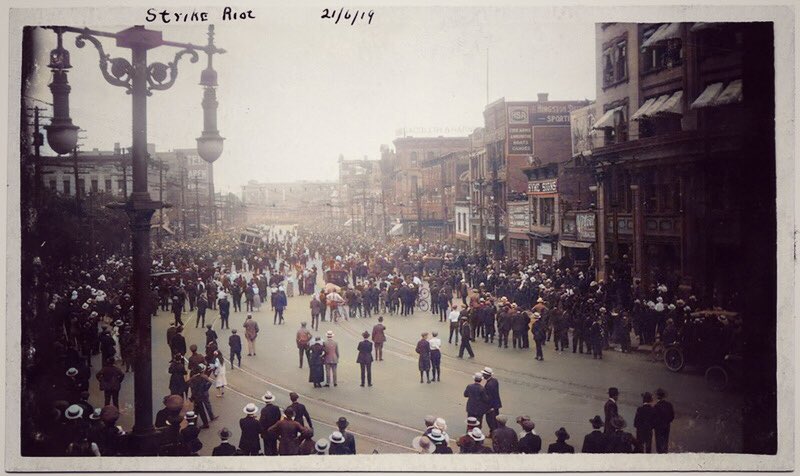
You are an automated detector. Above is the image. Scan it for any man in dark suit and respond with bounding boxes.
[581,415,607,453]
[547,427,575,453]
[212,428,237,456]
[356,331,374,387]
[228,329,242,369]
[490,415,518,453]
[170,327,187,358]
[634,392,656,453]
[458,317,475,358]
[604,387,619,434]
[482,368,501,435]
[239,404,262,455]
[653,388,674,453]
[218,295,231,330]
[268,407,308,456]
[179,411,202,455]
[259,392,281,456]
[517,418,542,454]
[463,373,489,427]
[288,392,313,429]
[336,417,356,455]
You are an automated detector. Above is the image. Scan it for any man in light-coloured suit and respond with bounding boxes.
[323,330,340,387]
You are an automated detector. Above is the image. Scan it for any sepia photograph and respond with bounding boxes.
[5,1,795,472]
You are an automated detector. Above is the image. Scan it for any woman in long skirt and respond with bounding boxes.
[415,332,432,384]
[252,284,261,312]
[168,354,187,398]
[212,351,227,397]
[308,338,325,388]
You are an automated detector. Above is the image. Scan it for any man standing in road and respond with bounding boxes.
[218,294,230,330]
[323,330,340,387]
[356,331,374,387]
[310,294,322,331]
[288,392,313,429]
[196,294,208,328]
[604,387,620,434]
[371,316,386,361]
[259,391,281,456]
[296,322,312,369]
[243,314,259,357]
[274,286,288,325]
[448,305,461,345]
[482,367,501,436]
[458,316,475,359]
[228,329,242,369]
[239,404,262,455]
[653,388,674,453]
[463,373,489,428]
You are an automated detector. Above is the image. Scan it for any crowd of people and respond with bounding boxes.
[22,223,734,456]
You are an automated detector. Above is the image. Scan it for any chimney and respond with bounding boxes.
[537,93,549,102]
[114,142,120,155]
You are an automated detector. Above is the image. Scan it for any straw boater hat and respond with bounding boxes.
[89,408,102,421]
[64,404,83,420]
[411,435,436,453]
[329,431,345,444]
[314,438,329,454]
[185,411,198,422]
[243,403,258,415]
[428,428,446,443]
[481,367,493,377]
[468,428,486,442]
[66,368,78,377]
[327,330,334,338]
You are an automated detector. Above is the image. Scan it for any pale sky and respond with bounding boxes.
[25,6,596,193]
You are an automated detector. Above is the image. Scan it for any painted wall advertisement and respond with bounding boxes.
[571,103,600,156]
[508,126,533,155]
[508,201,530,231]
[576,212,597,241]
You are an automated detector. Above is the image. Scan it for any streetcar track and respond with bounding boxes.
[224,384,414,452]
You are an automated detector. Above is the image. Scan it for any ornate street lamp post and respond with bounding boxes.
[42,24,225,454]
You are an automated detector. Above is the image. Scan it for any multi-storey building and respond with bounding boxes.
[241,179,338,227]
[419,150,470,240]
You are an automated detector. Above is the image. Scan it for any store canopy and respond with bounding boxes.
[560,240,593,249]
[690,82,724,109]
[690,22,722,33]
[645,95,671,116]
[485,232,506,241]
[641,23,682,49]
[630,97,656,121]
[388,223,404,236]
[713,79,743,106]
[652,90,685,115]
[591,106,622,129]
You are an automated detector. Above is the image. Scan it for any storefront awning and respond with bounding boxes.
[388,223,404,236]
[560,239,593,249]
[630,97,657,121]
[591,106,622,130]
[690,22,719,33]
[641,23,682,49]
[714,79,743,106]
[690,82,724,109]
[652,90,684,115]
[645,94,670,116]
[486,233,506,241]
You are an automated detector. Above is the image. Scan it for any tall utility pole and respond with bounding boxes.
[155,159,163,248]
[72,146,81,214]
[490,141,502,259]
[415,181,423,240]
[179,166,187,240]
[194,175,201,236]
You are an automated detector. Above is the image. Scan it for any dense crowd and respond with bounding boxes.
[21,224,739,456]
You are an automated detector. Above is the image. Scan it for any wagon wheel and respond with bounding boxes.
[705,365,729,392]
[417,299,430,312]
[418,287,430,299]
[651,342,665,362]
[663,346,685,372]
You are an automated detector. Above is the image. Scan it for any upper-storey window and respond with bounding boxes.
[641,23,683,74]
[602,39,628,87]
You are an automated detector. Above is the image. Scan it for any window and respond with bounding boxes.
[410,152,418,165]
[602,38,628,87]
[117,180,125,195]
[63,180,71,195]
[540,198,555,227]
[77,179,85,195]
[603,105,629,145]
[91,179,99,193]
[105,179,112,192]
[530,197,539,226]
[641,25,683,73]
[49,180,56,191]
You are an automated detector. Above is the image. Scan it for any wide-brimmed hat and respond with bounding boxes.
[611,415,627,430]
[326,330,334,338]
[466,416,480,426]
[337,416,349,428]
[362,331,370,338]
[412,435,435,453]
[64,404,83,420]
[589,415,603,429]
[468,428,486,442]
[243,403,258,415]
[89,408,102,421]
[185,411,198,421]
[65,368,78,377]
[262,392,275,403]
[329,431,345,444]
[481,367,493,377]
[428,428,446,442]
[314,438,329,453]
[555,427,570,440]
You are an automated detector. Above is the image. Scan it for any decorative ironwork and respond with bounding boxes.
[74,32,133,93]
[146,48,199,93]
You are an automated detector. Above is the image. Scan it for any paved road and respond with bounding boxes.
[88,265,743,455]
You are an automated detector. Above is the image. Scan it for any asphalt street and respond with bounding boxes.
[88,265,743,455]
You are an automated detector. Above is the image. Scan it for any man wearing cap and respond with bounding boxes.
[96,359,125,408]
[463,373,489,428]
[429,331,442,382]
[336,417,356,454]
[323,331,340,387]
[170,327,187,358]
[259,392,281,456]
[634,392,656,453]
[604,387,619,434]
[239,403,262,455]
[458,316,475,359]
[205,324,218,346]
[212,427,237,455]
[187,344,205,373]
[517,417,542,454]
[228,329,242,369]
[188,366,216,428]
[482,367,502,435]
[356,331,374,387]
[243,314,259,356]
[532,313,546,361]
[296,322,313,369]
[416,332,432,384]
[581,415,607,453]
[273,286,288,325]
[653,388,674,453]
[371,316,387,361]
[288,392,313,429]
[491,415,518,453]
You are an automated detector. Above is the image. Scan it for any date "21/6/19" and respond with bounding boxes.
[321,8,374,25]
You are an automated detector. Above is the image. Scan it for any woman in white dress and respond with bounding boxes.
[212,351,227,397]
[252,283,261,311]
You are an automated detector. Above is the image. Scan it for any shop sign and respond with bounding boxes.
[508,202,530,231]
[537,242,552,256]
[576,212,596,241]
[508,126,533,155]
[527,179,558,194]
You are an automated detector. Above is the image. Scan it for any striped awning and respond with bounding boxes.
[591,106,622,129]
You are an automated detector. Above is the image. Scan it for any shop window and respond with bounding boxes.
[77,179,85,195]
[63,180,71,195]
[117,180,125,195]
[105,179,112,192]
[603,106,628,145]
[91,179,99,193]
[530,197,539,226]
[540,198,555,227]
[49,179,56,191]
